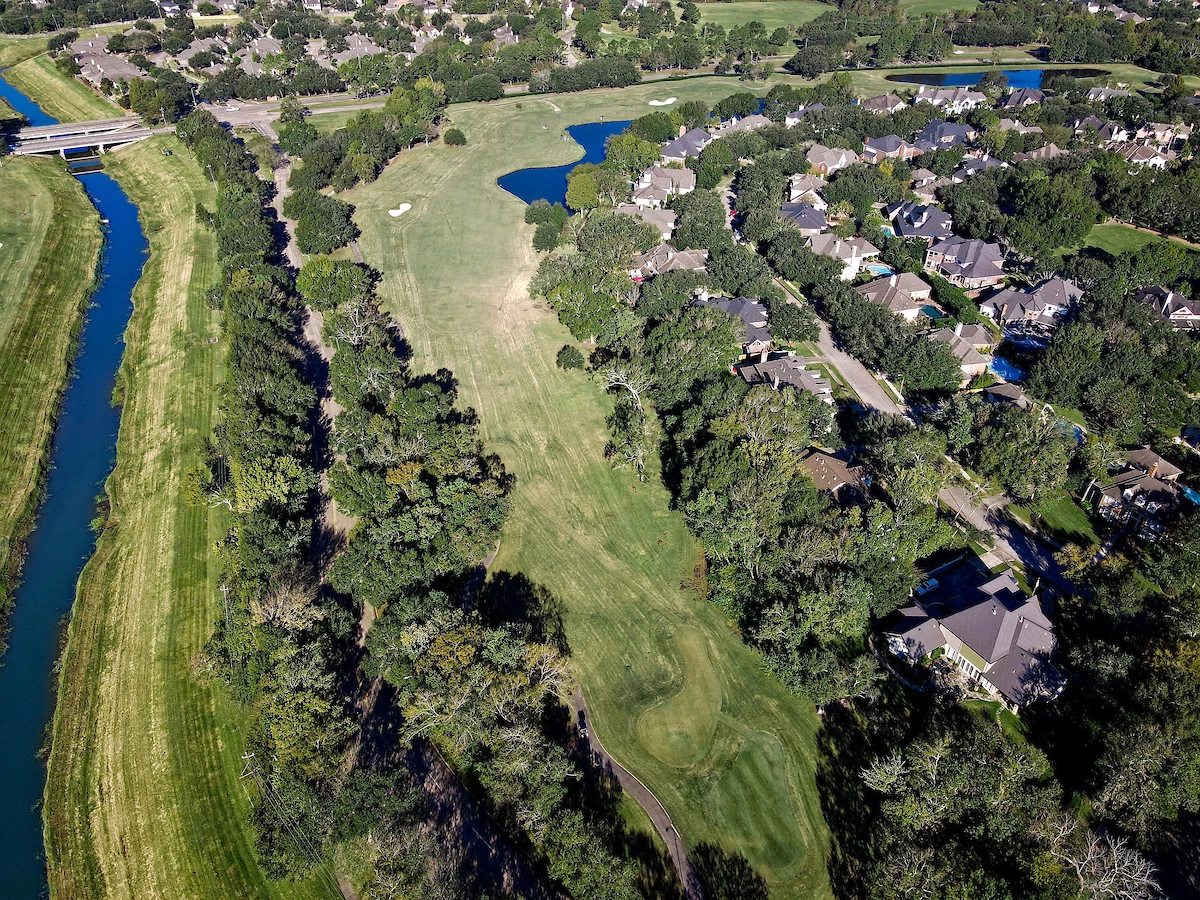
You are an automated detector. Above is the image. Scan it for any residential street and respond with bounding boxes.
[813,315,906,416]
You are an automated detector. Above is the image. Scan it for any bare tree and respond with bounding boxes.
[1039,814,1161,900]
[602,361,651,411]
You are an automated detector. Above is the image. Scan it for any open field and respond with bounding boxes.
[4,53,120,121]
[682,0,832,30]
[346,78,831,899]
[44,137,323,900]
[0,158,101,631]
[1082,222,1166,256]
[0,34,49,68]
[900,0,978,15]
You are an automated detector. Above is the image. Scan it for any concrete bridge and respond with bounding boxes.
[9,116,154,157]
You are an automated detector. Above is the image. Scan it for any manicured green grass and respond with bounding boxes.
[1082,222,1165,256]
[900,0,977,14]
[681,0,832,30]
[964,698,1028,742]
[346,78,830,899]
[0,157,101,636]
[1013,490,1098,547]
[44,137,325,900]
[4,53,121,121]
[0,34,49,68]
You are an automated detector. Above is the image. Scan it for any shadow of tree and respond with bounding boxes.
[475,570,570,653]
[691,843,769,900]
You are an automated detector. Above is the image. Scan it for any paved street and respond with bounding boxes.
[813,316,906,416]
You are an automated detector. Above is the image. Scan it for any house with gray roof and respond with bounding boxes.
[1012,143,1067,163]
[952,154,1007,182]
[1001,87,1045,108]
[629,244,708,281]
[799,449,867,499]
[695,295,772,355]
[1084,446,1184,540]
[661,127,711,163]
[1137,285,1200,330]
[807,233,880,280]
[930,323,991,384]
[779,201,827,236]
[806,143,858,176]
[925,236,1006,291]
[914,120,977,153]
[632,165,695,209]
[885,569,1064,709]
[1087,86,1131,102]
[859,93,906,115]
[788,172,827,206]
[914,85,987,114]
[862,134,920,164]
[981,277,1082,330]
[615,203,676,241]
[784,103,826,126]
[885,201,953,244]
[708,113,771,139]
[735,351,834,404]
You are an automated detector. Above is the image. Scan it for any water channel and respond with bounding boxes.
[0,74,147,898]
[885,67,1109,89]
[497,119,631,206]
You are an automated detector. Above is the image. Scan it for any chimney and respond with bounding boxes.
[955,321,963,337]
[889,274,897,286]
[772,373,780,390]
[760,348,769,364]
[1149,460,1159,478]
[679,125,686,137]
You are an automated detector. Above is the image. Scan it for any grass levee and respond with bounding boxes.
[5,53,120,121]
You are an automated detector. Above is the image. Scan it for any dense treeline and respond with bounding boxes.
[0,0,155,33]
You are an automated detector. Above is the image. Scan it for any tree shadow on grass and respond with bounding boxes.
[691,843,769,900]
[474,570,569,653]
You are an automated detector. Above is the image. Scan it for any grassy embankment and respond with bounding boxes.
[346,78,832,900]
[5,52,121,121]
[43,136,324,900]
[0,158,102,642]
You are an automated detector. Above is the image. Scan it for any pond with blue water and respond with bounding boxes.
[0,73,148,897]
[498,119,632,206]
[886,67,1109,89]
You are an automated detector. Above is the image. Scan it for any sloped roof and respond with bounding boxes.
[779,201,827,231]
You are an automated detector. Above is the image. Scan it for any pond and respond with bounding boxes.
[0,74,148,897]
[497,119,632,206]
[886,67,1109,89]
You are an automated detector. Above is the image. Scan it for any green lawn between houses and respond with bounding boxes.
[43,136,326,900]
[0,157,101,642]
[344,78,833,899]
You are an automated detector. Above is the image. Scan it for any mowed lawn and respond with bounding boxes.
[899,0,978,14]
[4,53,120,121]
[0,33,49,68]
[346,79,832,900]
[681,0,832,30]
[1083,222,1166,255]
[0,158,100,626]
[44,137,325,900]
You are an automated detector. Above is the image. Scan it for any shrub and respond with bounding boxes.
[556,345,585,369]
[533,221,561,251]
[444,127,466,146]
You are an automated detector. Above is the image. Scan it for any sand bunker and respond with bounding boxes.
[387,204,412,217]
[648,97,677,106]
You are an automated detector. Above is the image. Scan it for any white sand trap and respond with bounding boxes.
[387,203,412,218]
[648,97,677,106]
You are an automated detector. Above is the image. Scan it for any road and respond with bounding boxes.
[571,690,704,900]
[813,316,906,416]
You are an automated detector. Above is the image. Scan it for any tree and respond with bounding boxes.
[555,344,585,369]
[443,127,466,145]
[565,170,599,211]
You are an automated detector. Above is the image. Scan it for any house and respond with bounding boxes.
[1084,447,1184,540]
[930,323,991,383]
[1117,143,1171,169]
[417,23,444,39]
[981,277,1082,330]
[806,143,859,176]
[925,236,1006,291]
[76,53,141,85]
[784,103,826,127]
[914,120,977,153]
[885,201,953,244]
[799,449,867,499]
[807,233,880,280]
[914,85,987,114]
[629,244,708,281]
[998,118,1043,135]
[1137,121,1193,148]
[159,0,181,13]
[951,154,1006,182]
[857,272,934,322]
[709,113,771,139]
[1137,286,1200,330]
[333,33,384,64]
[788,173,828,207]
[1087,86,1131,102]
[884,569,1064,710]
[695,295,772,355]
[859,93,907,115]
[735,351,834,403]
[616,203,676,240]
[69,35,108,55]
[661,127,711,163]
[1098,120,1131,142]
[177,36,227,67]
[779,202,828,236]
[1001,88,1045,108]
[632,165,695,208]
[984,382,1032,409]
[953,322,997,353]
[492,23,519,45]
[861,134,921,164]
[1012,143,1066,163]
[1068,115,1104,135]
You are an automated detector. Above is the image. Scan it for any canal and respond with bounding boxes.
[0,75,147,897]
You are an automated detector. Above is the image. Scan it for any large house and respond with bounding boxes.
[807,233,880,280]
[784,102,826,126]
[857,272,934,322]
[735,351,833,403]
[913,85,987,114]
[709,113,771,139]
[981,277,1082,330]
[952,155,1006,182]
[629,244,708,281]
[807,143,859,176]
[1001,87,1045,108]
[779,201,827,236]
[1087,86,1131,102]
[859,93,907,115]
[694,295,772,355]
[632,165,696,208]
[1137,286,1200,330]
[914,120,978,153]
[788,173,828,207]
[799,449,867,500]
[861,134,921,164]
[1012,143,1067,163]
[885,201,953,244]
[929,323,991,384]
[885,569,1064,710]
[1084,447,1185,540]
[661,127,711,163]
[925,236,1006,291]
[615,204,676,240]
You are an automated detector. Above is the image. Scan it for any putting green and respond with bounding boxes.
[637,625,722,767]
[706,730,809,882]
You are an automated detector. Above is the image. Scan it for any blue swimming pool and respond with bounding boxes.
[866,263,895,276]
[989,356,1027,382]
